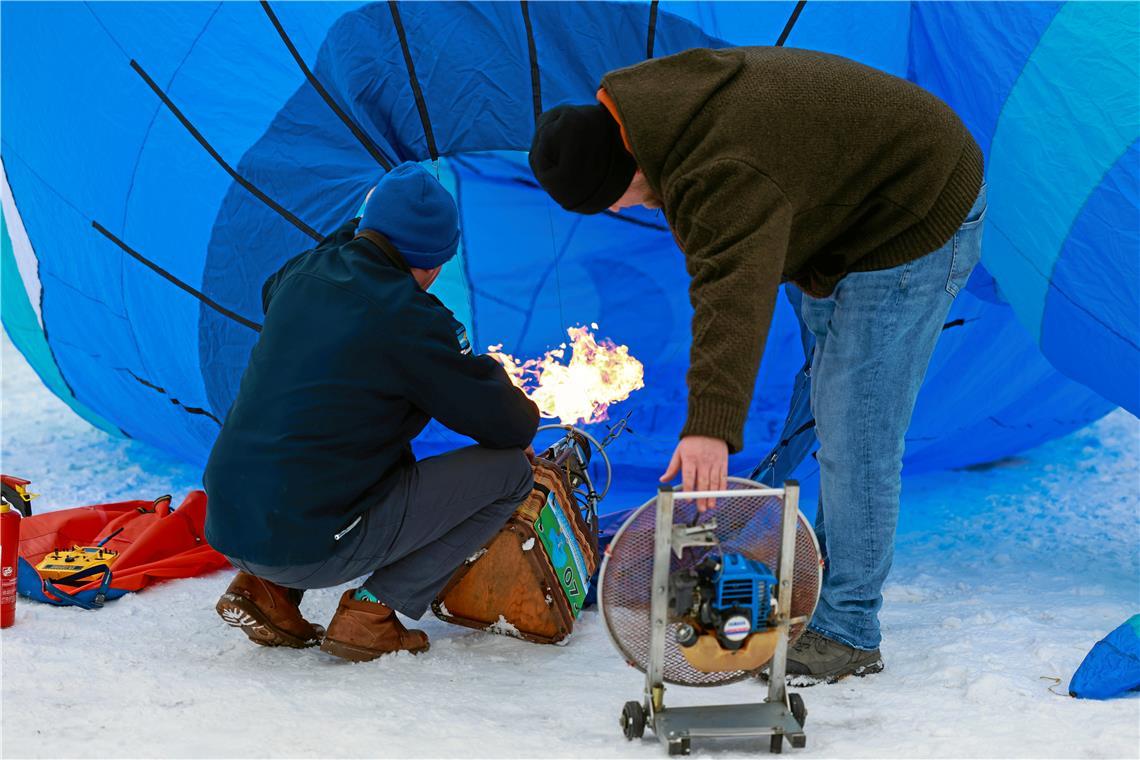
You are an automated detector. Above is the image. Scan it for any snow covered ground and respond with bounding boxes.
[2,331,1138,759]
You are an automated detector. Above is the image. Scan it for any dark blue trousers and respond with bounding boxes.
[229,445,533,618]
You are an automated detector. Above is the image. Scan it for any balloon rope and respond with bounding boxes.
[546,199,568,334]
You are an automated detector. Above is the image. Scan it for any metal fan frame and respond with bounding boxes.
[599,477,819,754]
[599,477,822,688]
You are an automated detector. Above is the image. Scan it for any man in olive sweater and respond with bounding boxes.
[529,47,986,682]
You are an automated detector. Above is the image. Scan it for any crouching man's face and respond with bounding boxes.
[610,170,662,212]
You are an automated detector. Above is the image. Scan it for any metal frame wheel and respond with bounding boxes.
[668,738,690,756]
[789,692,807,727]
[620,701,645,740]
[770,734,784,754]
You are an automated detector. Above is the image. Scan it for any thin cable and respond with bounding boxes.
[545,199,568,338]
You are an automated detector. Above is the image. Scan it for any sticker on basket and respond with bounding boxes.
[534,492,589,617]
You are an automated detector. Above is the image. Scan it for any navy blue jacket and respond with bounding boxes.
[204,220,539,565]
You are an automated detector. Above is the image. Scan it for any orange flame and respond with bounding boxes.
[488,324,644,425]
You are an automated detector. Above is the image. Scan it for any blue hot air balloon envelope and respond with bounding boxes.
[1,1,1135,514]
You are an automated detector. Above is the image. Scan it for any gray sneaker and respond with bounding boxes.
[764,630,884,686]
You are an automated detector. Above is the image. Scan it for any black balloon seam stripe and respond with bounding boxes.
[749,416,818,480]
[775,0,808,47]
[91,220,264,334]
[780,418,816,447]
[520,1,543,126]
[129,59,322,242]
[126,370,223,426]
[647,0,659,59]
[389,1,439,161]
[260,1,393,171]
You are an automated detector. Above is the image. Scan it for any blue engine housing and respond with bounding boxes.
[713,554,778,633]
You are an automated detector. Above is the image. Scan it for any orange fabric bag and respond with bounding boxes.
[17,491,230,608]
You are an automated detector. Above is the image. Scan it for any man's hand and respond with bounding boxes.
[524,444,535,464]
[660,435,729,512]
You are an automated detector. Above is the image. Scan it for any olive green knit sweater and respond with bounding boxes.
[601,46,983,452]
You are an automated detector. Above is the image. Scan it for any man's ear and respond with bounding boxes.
[413,265,444,290]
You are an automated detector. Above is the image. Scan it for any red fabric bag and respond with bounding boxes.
[17,491,230,608]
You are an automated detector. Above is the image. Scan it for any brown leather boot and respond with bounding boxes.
[320,590,430,662]
[216,571,325,648]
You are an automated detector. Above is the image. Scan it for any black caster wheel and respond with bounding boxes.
[770,734,784,754]
[789,692,807,727]
[668,738,690,755]
[620,701,645,740]
[789,734,807,749]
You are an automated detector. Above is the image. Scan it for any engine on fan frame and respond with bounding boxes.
[669,552,782,673]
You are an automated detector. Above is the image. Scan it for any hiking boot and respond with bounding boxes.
[762,630,884,685]
[216,571,325,648]
[320,590,430,662]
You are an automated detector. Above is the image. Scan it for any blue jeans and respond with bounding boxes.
[804,186,987,650]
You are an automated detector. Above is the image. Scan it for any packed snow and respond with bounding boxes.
[2,332,1137,758]
[487,615,524,639]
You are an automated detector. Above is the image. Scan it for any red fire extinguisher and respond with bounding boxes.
[1,496,20,628]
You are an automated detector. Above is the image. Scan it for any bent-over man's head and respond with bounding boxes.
[528,104,660,214]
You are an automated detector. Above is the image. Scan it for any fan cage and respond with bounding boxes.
[599,478,822,687]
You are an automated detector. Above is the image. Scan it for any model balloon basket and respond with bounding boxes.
[599,478,822,755]
[432,424,617,644]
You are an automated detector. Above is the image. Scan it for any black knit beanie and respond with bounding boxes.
[528,104,637,215]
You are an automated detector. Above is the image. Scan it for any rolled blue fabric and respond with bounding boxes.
[1069,615,1140,699]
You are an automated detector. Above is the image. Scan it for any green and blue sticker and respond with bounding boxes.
[534,492,590,617]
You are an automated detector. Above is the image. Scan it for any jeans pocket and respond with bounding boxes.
[946,192,987,298]
[959,192,988,229]
[946,234,979,298]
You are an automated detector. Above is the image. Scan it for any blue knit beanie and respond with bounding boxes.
[360,162,460,269]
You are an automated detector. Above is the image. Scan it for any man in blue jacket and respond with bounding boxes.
[205,162,539,662]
